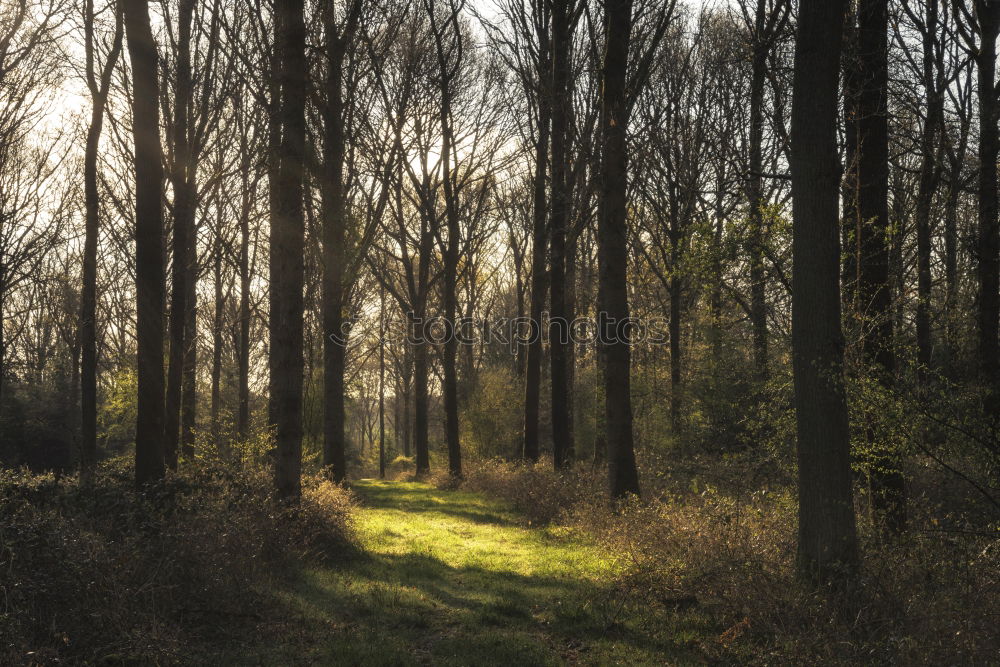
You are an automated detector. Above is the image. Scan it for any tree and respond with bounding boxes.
[80,0,122,474]
[954,0,1000,418]
[548,0,575,469]
[899,0,944,383]
[123,0,167,486]
[426,0,465,478]
[484,0,550,463]
[320,0,363,483]
[740,0,790,382]
[598,0,673,498]
[856,0,905,531]
[271,0,307,499]
[165,0,196,469]
[790,0,858,581]
[598,0,637,497]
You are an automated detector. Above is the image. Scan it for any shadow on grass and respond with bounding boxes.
[224,480,707,665]
[277,550,685,665]
[350,479,522,528]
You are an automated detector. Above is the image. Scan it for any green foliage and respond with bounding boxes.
[97,368,138,452]
[631,363,677,451]
[572,363,605,462]
[460,363,523,459]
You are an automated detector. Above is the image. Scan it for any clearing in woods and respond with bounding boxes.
[228,480,708,665]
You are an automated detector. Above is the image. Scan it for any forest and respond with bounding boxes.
[1,0,998,663]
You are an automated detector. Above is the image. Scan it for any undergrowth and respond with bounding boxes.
[0,459,356,664]
[451,456,1000,664]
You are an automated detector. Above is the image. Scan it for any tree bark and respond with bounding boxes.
[747,0,769,381]
[270,0,307,499]
[379,287,386,479]
[124,0,167,486]
[210,241,223,444]
[975,8,1000,419]
[790,0,858,582]
[428,2,464,479]
[913,0,940,385]
[237,144,252,442]
[944,162,960,373]
[565,226,577,451]
[80,0,123,473]
[668,188,682,433]
[599,0,640,499]
[321,8,351,483]
[166,0,195,469]
[857,0,904,532]
[522,61,549,463]
[412,310,430,474]
[549,0,573,469]
[401,345,412,457]
[181,228,198,460]
[841,10,860,315]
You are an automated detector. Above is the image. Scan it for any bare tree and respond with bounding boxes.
[80,0,123,474]
[270,0,307,499]
[790,0,858,582]
[319,0,363,482]
[123,0,167,485]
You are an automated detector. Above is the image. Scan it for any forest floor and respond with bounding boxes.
[222,480,706,665]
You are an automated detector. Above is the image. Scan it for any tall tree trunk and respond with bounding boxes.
[565,227,577,452]
[210,242,223,444]
[81,0,123,473]
[514,249,526,377]
[237,165,251,442]
[790,0,858,582]
[124,0,167,486]
[747,0,769,381]
[710,178,724,360]
[841,10,860,316]
[944,165,960,373]
[412,310,430,474]
[181,234,197,459]
[668,190,682,433]
[166,0,195,469]
[379,287,386,479]
[402,344,412,457]
[321,16,350,483]
[522,76,549,463]
[599,0,640,499]
[914,0,940,385]
[857,0,904,531]
[433,7,463,479]
[440,179,462,478]
[270,0,307,499]
[976,10,1000,419]
[549,0,573,469]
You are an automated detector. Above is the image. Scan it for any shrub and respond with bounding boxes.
[453,457,1000,664]
[0,460,356,664]
[453,458,602,524]
[460,365,523,459]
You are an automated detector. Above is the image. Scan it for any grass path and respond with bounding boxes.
[232,480,701,665]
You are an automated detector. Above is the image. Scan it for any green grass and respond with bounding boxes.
[221,480,706,665]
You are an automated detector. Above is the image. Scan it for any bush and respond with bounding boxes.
[0,460,356,664]
[453,458,602,524]
[460,365,523,459]
[452,457,1000,664]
